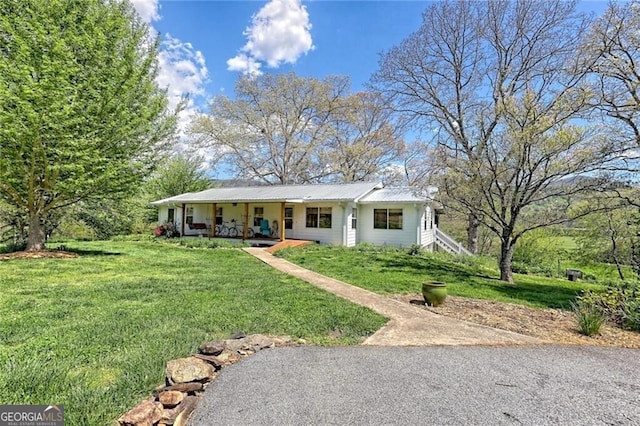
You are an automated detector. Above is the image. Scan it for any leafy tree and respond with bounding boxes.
[141,154,212,223]
[373,0,622,282]
[575,202,637,280]
[144,155,212,201]
[0,0,177,251]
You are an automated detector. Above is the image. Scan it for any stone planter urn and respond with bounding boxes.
[422,281,447,307]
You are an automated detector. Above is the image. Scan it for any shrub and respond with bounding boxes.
[0,240,27,254]
[572,298,606,336]
[177,238,220,249]
[575,282,640,332]
[407,244,422,256]
[154,222,180,238]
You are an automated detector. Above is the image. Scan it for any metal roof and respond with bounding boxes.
[358,186,437,203]
[150,182,385,205]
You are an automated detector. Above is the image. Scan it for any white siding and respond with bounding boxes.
[157,206,168,224]
[157,206,182,226]
[290,203,344,245]
[358,204,420,247]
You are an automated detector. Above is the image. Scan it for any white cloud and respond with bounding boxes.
[131,1,211,152]
[227,0,314,76]
[156,34,209,141]
[227,53,263,76]
[130,0,160,23]
[157,34,209,104]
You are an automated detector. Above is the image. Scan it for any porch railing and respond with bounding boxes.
[435,228,473,256]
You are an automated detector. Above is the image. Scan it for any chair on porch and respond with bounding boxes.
[260,219,270,237]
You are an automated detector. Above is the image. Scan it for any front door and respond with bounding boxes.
[284,206,294,239]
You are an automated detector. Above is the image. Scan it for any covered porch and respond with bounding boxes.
[170,201,292,242]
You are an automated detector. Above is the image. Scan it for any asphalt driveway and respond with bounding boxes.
[190,345,640,425]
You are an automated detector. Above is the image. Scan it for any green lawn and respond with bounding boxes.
[275,244,602,309]
[0,241,386,425]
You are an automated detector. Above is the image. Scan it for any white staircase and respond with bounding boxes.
[434,228,473,256]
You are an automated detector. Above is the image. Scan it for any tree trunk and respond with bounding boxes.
[467,211,480,254]
[499,240,515,283]
[610,232,625,281]
[26,212,46,251]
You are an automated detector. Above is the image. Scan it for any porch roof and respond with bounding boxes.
[150,181,385,205]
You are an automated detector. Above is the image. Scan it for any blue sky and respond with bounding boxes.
[130,0,610,135]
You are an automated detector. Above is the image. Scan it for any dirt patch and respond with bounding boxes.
[392,293,640,348]
[0,250,79,260]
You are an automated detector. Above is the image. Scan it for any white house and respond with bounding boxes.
[151,181,469,253]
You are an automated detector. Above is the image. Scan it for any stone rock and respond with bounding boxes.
[166,357,215,384]
[160,403,186,425]
[155,382,203,395]
[271,335,294,346]
[223,334,274,353]
[199,341,224,356]
[118,398,163,426]
[229,331,246,339]
[216,350,242,366]
[192,353,222,368]
[247,334,275,350]
[159,390,184,408]
[173,396,199,426]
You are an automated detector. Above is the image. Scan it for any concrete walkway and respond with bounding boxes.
[244,248,543,346]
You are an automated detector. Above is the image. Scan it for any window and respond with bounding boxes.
[306,207,332,229]
[285,207,293,230]
[306,208,318,228]
[319,207,332,228]
[168,208,175,223]
[216,207,223,225]
[186,206,194,225]
[253,207,264,226]
[374,208,403,230]
[351,208,357,229]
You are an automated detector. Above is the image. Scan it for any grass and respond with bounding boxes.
[275,244,603,309]
[0,241,386,425]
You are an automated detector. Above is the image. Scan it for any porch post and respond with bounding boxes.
[243,202,249,239]
[211,203,216,237]
[280,202,285,241]
[181,204,186,236]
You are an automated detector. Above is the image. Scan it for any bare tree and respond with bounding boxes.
[324,92,405,182]
[585,0,640,150]
[190,73,349,184]
[372,0,488,252]
[582,1,640,278]
[374,0,621,282]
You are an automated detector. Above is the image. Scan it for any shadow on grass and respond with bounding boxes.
[65,248,122,257]
[382,255,496,281]
[382,255,581,309]
[478,279,582,309]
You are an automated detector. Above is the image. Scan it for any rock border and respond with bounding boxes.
[118,333,301,426]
